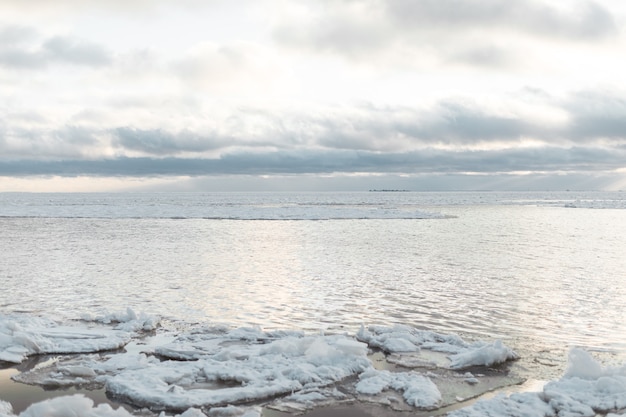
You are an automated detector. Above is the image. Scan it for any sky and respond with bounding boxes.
[1,0,626,192]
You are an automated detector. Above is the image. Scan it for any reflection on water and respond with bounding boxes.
[1,203,626,380]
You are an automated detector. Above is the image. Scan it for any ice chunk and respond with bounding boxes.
[206,405,261,417]
[270,387,349,413]
[356,325,518,369]
[447,392,554,417]
[10,394,132,417]
[449,348,626,417]
[544,351,626,413]
[0,394,207,417]
[563,347,607,380]
[356,369,442,409]
[0,315,131,364]
[449,340,519,369]
[81,308,160,332]
[0,400,13,416]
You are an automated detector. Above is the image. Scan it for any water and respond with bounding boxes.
[1,191,626,410]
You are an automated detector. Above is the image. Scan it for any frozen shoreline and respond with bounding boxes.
[2,310,625,417]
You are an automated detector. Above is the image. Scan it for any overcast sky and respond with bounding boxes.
[1,0,626,191]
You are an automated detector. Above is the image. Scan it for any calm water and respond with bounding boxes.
[1,191,626,379]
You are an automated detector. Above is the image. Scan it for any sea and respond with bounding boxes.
[1,190,626,414]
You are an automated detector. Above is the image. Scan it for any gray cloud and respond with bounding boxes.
[394,103,537,144]
[385,0,616,39]
[113,128,221,155]
[0,24,38,45]
[0,145,624,179]
[561,91,626,141]
[42,36,112,67]
[2,89,625,177]
[0,25,112,69]
[273,0,617,68]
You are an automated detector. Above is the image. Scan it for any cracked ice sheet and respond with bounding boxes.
[448,348,626,417]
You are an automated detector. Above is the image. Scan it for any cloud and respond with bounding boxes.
[562,91,626,141]
[113,127,221,155]
[1,144,624,179]
[0,25,112,69]
[42,36,112,67]
[385,0,616,39]
[2,81,626,181]
[272,0,617,71]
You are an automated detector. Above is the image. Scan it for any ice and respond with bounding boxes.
[0,400,13,416]
[0,315,130,364]
[356,325,518,369]
[81,308,160,332]
[542,349,626,414]
[0,394,208,417]
[355,369,442,409]
[448,392,555,417]
[448,347,626,417]
[0,395,132,417]
[0,310,159,364]
[205,405,261,417]
[12,314,623,416]
[105,331,372,410]
[4,317,530,414]
[448,339,520,369]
